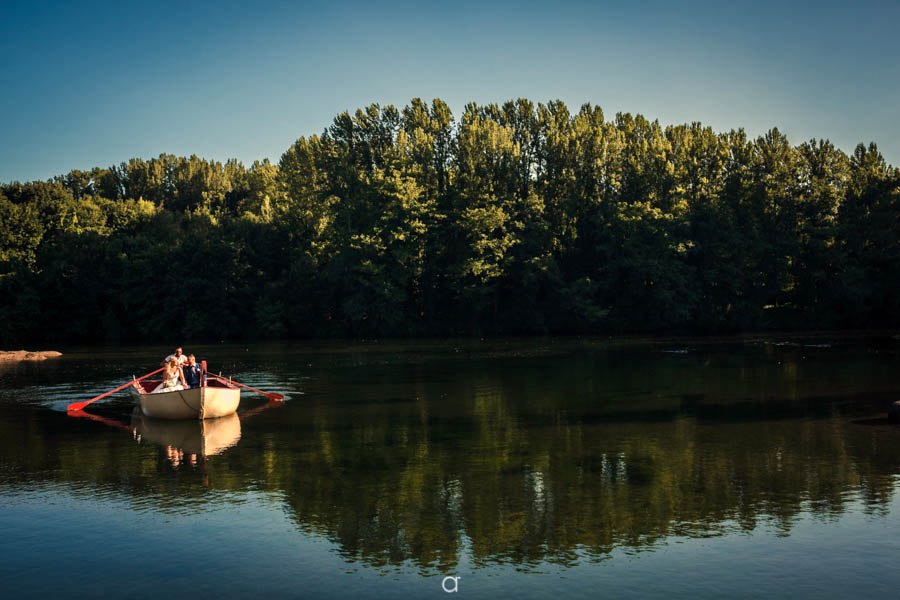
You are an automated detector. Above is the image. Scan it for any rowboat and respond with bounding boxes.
[67,364,283,417]
[129,376,240,420]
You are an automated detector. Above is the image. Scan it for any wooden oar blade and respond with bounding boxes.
[67,394,114,412]
[67,391,115,411]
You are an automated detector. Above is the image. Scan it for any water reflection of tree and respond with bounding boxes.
[2,376,899,571]
[230,378,900,571]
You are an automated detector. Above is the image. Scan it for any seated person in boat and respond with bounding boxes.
[151,356,187,393]
[161,347,188,368]
[183,354,203,388]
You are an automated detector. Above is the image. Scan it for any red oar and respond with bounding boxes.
[67,367,164,412]
[238,397,286,420]
[209,374,284,402]
[67,409,133,433]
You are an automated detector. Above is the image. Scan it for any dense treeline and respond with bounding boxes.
[2,99,899,343]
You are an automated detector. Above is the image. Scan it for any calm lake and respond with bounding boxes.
[2,336,899,598]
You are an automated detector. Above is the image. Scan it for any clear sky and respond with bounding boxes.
[2,0,898,183]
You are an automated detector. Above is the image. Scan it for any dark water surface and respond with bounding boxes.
[2,336,900,598]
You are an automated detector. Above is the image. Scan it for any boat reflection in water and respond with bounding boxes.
[67,397,285,481]
[131,409,242,467]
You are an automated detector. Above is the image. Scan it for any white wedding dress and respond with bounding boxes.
[151,368,184,393]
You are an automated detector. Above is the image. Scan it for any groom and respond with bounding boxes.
[182,354,203,389]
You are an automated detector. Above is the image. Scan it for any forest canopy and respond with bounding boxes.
[1,98,898,343]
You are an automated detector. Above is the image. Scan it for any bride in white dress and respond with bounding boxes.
[152,357,186,393]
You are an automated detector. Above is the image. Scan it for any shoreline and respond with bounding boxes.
[0,350,62,362]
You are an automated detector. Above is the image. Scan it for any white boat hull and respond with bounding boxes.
[129,379,240,420]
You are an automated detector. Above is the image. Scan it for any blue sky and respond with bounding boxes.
[2,0,898,183]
